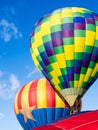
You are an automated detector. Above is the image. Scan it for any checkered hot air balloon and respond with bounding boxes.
[14,78,70,130]
[30,7,98,110]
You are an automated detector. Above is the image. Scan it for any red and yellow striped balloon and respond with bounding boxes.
[14,78,70,130]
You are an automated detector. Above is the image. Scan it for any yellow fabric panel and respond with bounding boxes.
[21,82,32,108]
[61,8,73,17]
[91,63,98,77]
[56,93,65,108]
[34,32,43,47]
[31,42,36,49]
[41,22,50,36]
[78,74,85,87]
[85,31,95,46]
[52,62,62,76]
[96,26,98,40]
[64,45,74,60]
[32,53,39,67]
[84,68,93,82]
[14,92,19,114]
[75,37,85,52]
[51,79,61,91]
[72,7,83,12]
[74,81,79,88]
[50,71,60,84]
[37,78,47,108]
[50,14,61,26]
[56,53,66,68]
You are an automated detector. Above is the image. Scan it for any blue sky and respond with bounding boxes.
[0,0,98,130]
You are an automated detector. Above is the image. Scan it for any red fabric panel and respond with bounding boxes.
[29,80,38,108]
[46,80,55,108]
[17,86,25,109]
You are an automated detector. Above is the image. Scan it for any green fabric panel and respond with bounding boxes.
[83,9,92,14]
[58,76,64,82]
[66,60,74,67]
[60,68,67,75]
[48,73,53,79]
[69,81,74,88]
[38,45,45,53]
[43,34,51,43]
[75,52,83,59]
[49,55,57,63]
[38,64,42,71]
[36,55,42,62]
[35,26,41,33]
[51,25,62,33]
[63,37,74,45]
[42,17,50,23]
[58,83,63,89]
[81,67,87,74]
[95,40,98,47]
[74,74,80,80]
[54,46,64,54]
[62,17,73,23]
[86,24,96,31]
[47,64,53,71]
[73,12,84,17]
[96,21,98,26]
[82,82,87,88]
[84,45,93,53]
[31,37,35,43]
[74,30,85,37]
[89,61,95,68]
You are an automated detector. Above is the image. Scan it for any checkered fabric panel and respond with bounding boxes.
[30,7,98,92]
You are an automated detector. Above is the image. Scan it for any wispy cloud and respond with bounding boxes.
[27,68,38,78]
[0,19,22,42]
[26,66,43,80]
[0,70,20,99]
[0,113,4,119]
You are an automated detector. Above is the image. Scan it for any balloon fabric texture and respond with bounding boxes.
[30,7,98,107]
[14,78,70,130]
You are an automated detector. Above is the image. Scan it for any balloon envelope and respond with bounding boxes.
[30,7,98,107]
[14,78,70,130]
[33,110,98,130]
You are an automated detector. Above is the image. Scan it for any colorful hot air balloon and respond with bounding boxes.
[34,110,98,130]
[30,7,98,109]
[14,78,70,130]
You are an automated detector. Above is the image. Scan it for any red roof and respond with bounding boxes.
[34,110,98,130]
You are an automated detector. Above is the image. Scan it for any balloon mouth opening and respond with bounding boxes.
[69,98,82,115]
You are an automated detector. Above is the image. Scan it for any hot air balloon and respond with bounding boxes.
[30,7,98,111]
[34,110,98,130]
[14,78,70,130]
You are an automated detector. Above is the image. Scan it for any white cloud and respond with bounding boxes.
[0,19,22,42]
[0,113,4,119]
[27,68,38,78]
[0,71,20,99]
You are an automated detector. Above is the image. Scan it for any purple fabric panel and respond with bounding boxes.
[43,58,50,66]
[62,30,74,38]
[74,67,81,74]
[85,18,95,24]
[46,48,54,56]
[62,23,74,30]
[52,39,62,47]
[74,23,86,30]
